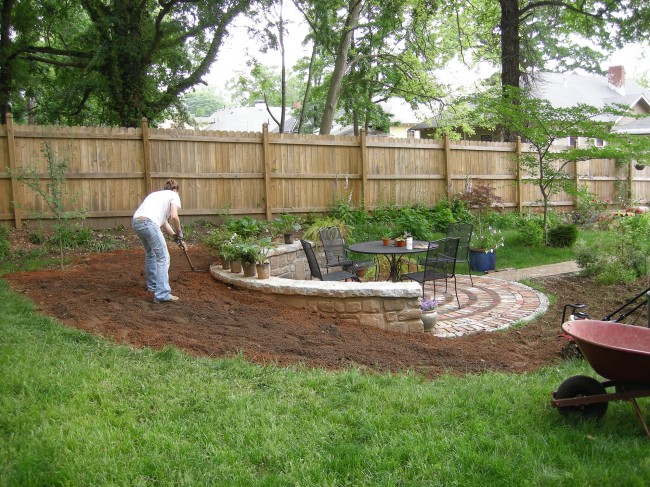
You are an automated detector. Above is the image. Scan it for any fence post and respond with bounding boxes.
[6,113,23,228]
[141,118,152,194]
[360,128,368,206]
[444,134,451,198]
[516,136,522,213]
[262,123,272,220]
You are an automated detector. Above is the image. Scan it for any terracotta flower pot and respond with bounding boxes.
[256,262,271,279]
[382,238,391,246]
[230,260,243,273]
[243,262,256,277]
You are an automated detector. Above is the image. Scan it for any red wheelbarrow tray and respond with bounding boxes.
[562,320,650,383]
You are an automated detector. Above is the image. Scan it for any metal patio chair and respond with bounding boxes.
[318,226,376,278]
[401,237,461,307]
[446,222,474,285]
[300,239,360,282]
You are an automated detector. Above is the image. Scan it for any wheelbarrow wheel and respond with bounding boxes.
[555,375,608,420]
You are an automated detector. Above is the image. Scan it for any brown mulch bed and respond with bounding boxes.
[4,237,648,379]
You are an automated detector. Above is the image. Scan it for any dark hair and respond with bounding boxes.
[164,179,179,191]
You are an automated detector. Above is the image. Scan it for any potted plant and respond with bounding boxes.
[221,237,244,273]
[275,213,302,244]
[253,237,273,279]
[457,182,504,272]
[420,297,438,332]
[239,240,259,277]
[203,226,236,268]
[265,220,284,246]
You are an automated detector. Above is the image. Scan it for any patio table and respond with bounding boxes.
[348,240,432,282]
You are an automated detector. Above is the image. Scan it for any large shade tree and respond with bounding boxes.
[440,1,650,139]
[293,0,452,135]
[1,0,256,127]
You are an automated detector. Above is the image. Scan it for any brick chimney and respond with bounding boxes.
[607,65,626,96]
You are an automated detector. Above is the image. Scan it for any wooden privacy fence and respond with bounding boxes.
[1,113,649,229]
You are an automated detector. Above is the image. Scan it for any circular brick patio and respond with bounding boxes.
[424,275,549,337]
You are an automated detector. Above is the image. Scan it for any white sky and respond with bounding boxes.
[205,9,649,94]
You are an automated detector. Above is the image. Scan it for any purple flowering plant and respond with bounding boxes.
[420,297,438,312]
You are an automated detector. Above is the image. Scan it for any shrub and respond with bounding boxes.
[0,224,9,258]
[548,224,578,248]
[569,186,609,227]
[574,214,650,283]
[226,216,263,239]
[28,226,47,244]
[512,215,544,247]
[430,199,457,233]
[394,205,434,240]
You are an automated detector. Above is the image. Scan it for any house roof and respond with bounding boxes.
[531,70,649,116]
[612,116,650,134]
[203,103,295,132]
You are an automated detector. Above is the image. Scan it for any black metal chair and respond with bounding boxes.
[401,237,461,307]
[300,239,360,282]
[318,226,376,278]
[446,222,474,285]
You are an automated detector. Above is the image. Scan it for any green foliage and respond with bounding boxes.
[472,86,650,241]
[225,216,264,239]
[273,213,302,235]
[429,199,457,232]
[548,224,578,248]
[568,186,610,227]
[512,215,545,247]
[574,214,650,284]
[0,224,9,258]
[329,198,369,227]
[393,205,435,241]
[3,0,253,127]
[182,86,227,117]
[301,217,347,243]
[203,227,237,257]
[27,226,47,245]
[11,144,86,268]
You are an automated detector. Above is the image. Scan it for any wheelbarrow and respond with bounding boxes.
[551,319,650,438]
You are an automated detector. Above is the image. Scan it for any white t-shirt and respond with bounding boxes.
[133,190,182,227]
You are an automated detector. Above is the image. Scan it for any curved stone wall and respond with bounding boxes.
[209,242,424,333]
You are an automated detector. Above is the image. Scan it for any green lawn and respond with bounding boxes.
[1,280,649,486]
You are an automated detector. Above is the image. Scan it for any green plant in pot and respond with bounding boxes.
[275,213,302,244]
[203,227,235,263]
[253,236,273,279]
[237,239,259,277]
[456,182,504,272]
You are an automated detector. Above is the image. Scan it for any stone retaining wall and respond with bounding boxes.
[211,242,424,333]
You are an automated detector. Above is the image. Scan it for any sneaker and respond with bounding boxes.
[154,295,179,304]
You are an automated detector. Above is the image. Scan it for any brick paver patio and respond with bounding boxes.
[426,261,579,337]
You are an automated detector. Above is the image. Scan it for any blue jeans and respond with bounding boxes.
[132,218,172,302]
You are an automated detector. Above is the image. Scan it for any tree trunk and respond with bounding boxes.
[297,43,317,134]
[319,0,362,135]
[0,0,15,124]
[498,0,520,142]
[278,0,286,133]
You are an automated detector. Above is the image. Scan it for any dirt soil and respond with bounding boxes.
[5,242,649,378]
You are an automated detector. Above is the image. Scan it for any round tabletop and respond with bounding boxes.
[348,240,431,255]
